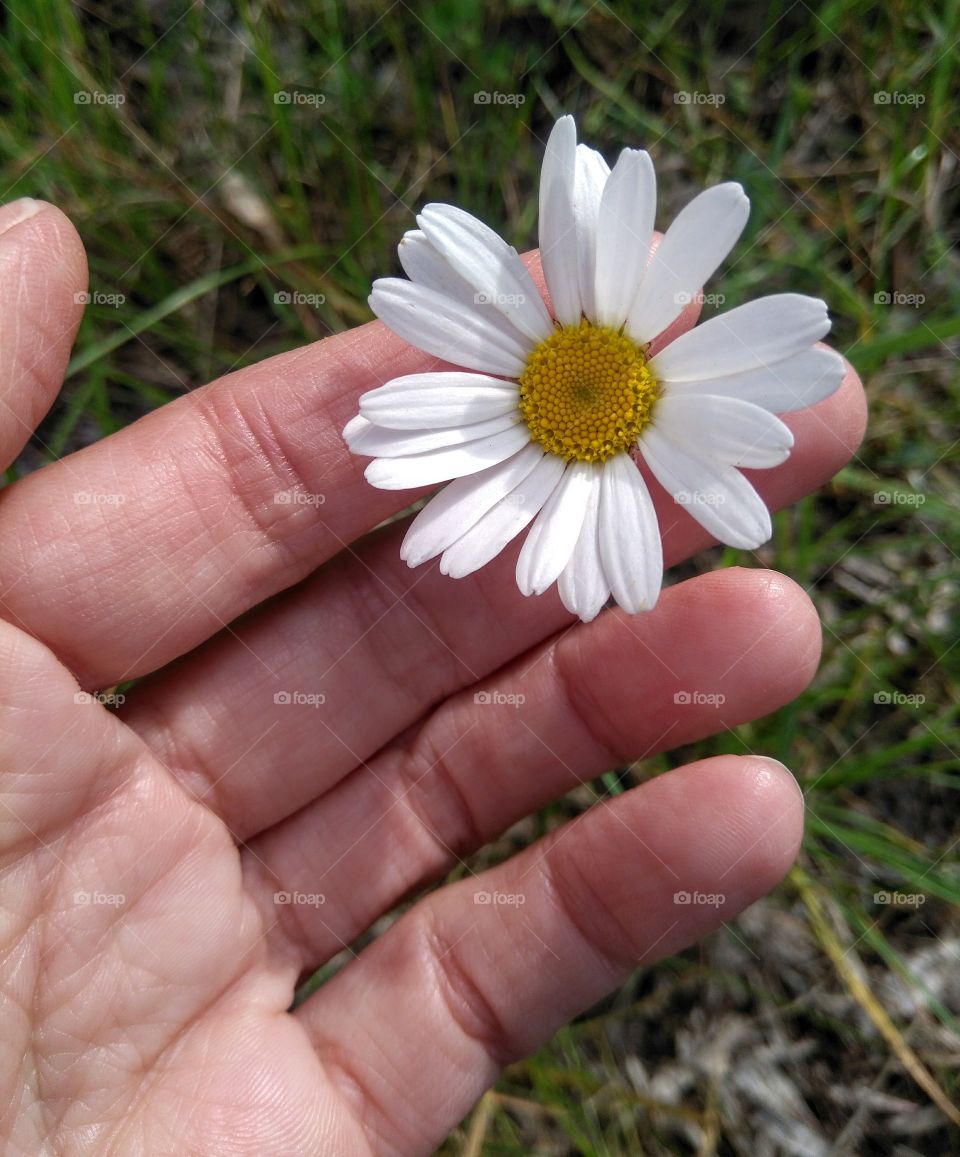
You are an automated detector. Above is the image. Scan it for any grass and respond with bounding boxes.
[2,0,958,1151]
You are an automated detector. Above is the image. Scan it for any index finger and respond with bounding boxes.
[0,243,705,686]
[0,245,863,690]
[0,308,463,684]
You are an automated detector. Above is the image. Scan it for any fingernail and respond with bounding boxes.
[752,756,804,802]
[0,198,42,236]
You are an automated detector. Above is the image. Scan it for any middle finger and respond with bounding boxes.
[119,362,860,840]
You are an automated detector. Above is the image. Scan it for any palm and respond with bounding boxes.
[12,685,345,1153]
[0,201,865,1155]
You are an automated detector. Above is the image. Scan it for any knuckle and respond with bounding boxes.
[191,384,325,565]
[421,908,518,1069]
[396,717,485,862]
[539,832,638,979]
[549,639,627,766]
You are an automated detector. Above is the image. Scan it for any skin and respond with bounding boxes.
[0,199,866,1155]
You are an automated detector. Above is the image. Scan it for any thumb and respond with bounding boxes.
[0,198,88,472]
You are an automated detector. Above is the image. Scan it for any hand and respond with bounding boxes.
[0,200,865,1155]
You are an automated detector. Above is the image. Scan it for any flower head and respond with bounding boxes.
[345,116,844,621]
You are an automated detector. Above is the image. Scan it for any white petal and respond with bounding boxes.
[516,460,595,596]
[398,230,478,306]
[397,229,560,370]
[439,453,567,579]
[347,411,522,457]
[417,204,553,344]
[343,413,371,443]
[359,372,520,429]
[660,346,845,413]
[369,278,530,377]
[397,232,544,358]
[594,148,656,329]
[365,423,531,490]
[538,116,581,325]
[558,475,609,622]
[649,294,831,382]
[627,183,749,343]
[653,394,794,469]
[573,144,610,320]
[401,443,544,566]
[639,426,772,549]
[598,454,663,613]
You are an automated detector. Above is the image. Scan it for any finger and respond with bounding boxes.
[244,565,818,963]
[0,227,859,691]
[0,199,87,470]
[0,251,609,685]
[297,754,804,1156]
[121,363,862,838]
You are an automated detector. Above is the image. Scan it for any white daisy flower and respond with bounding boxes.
[345,115,845,622]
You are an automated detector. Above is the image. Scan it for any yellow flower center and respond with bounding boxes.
[517,320,659,463]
